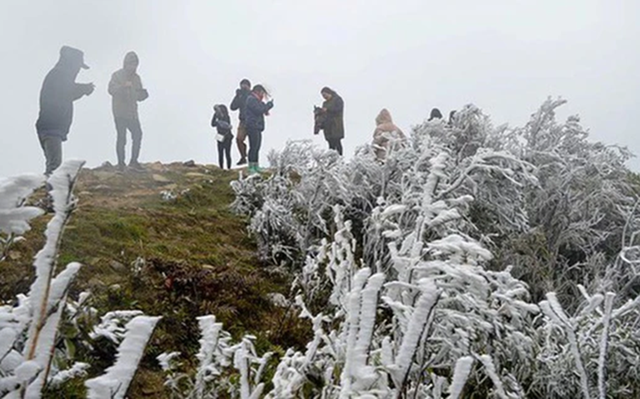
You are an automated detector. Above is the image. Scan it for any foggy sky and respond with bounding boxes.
[1,0,639,177]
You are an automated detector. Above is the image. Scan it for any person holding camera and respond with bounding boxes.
[319,87,345,155]
[108,51,149,171]
[230,78,251,165]
[36,46,95,176]
[244,84,273,174]
[211,104,234,169]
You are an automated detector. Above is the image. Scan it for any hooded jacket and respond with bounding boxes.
[373,109,405,159]
[108,52,148,120]
[321,92,344,140]
[36,47,93,140]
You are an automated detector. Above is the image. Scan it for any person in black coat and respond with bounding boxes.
[243,85,273,174]
[36,46,94,175]
[229,78,251,165]
[319,87,345,155]
[211,104,233,169]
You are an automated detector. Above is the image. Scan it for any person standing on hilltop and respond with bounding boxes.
[230,78,251,165]
[211,104,233,169]
[36,46,95,176]
[244,85,273,174]
[108,51,149,172]
[319,87,345,155]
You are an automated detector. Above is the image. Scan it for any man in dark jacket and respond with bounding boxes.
[36,46,94,176]
[108,51,149,171]
[244,84,273,174]
[230,78,251,165]
[320,87,345,155]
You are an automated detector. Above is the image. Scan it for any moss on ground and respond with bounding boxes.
[0,162,309,398]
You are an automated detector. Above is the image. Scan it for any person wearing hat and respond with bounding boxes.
[428,108,443,121]
[243,84,273,174]
[108,51,149,171]
[35,46,95,176]
[230,78,252,165]
[319,87,345,155]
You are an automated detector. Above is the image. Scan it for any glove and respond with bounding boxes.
[138,88,149,101]
[267,100,274,108]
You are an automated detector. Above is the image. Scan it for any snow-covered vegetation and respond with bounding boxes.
[2,98,640,398]
[230,98,640,398]
[0,162,158,399]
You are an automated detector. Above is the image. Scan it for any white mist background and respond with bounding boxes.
[0,0,638,176]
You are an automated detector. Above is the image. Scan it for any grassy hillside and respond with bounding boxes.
[0,162,307,398]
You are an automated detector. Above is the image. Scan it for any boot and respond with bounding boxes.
[248,162,259,175]
[237,157,247,166]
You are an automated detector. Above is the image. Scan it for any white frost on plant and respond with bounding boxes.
[0,174,44,236]
[48,362,90,387]
[90,310,144,343]
[85,315,161,399]
[447,356,474,399]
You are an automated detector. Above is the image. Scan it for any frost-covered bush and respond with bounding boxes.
[157,315,271,399]
[485,99,638,304]
[231,99,640,398]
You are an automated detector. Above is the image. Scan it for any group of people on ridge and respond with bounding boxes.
[35,46,349,176]
[213,79,274,174]
[213,81,346,173]
[36,46,444,177]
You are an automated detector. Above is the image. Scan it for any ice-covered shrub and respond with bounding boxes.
[231,99,640,398]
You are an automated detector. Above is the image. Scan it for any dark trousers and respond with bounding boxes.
[115,117,143,165]
[38,135,63,176]
[217,137,232,169]
[247,129,262,163]
[327,138,343,155]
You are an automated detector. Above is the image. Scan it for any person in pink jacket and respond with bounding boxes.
[372,108,406,160]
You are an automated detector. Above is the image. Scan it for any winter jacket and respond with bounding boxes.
[244,94,273,132]
[211,107,233,138]
[108,52,148,120]
[321,94,344,140]
[36,55,93,140]
[230,88,251,122]
[373,109,406,160]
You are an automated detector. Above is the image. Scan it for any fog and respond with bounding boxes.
[1,0,639,176]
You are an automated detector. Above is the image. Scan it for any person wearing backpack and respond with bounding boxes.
[211,104,233,169]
